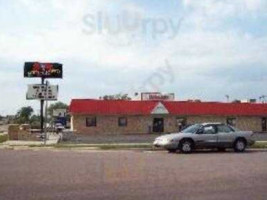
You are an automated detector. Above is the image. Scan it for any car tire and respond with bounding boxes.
[234,138,247,152]
[180,139,194,154]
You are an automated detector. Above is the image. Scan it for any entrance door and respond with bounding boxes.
[262,118,267,132]
[153,118,164,133]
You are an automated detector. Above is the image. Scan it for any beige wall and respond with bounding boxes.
[72,114,177,134]
[71,114,266,134]
[236,117,262,132]
[187,116,263,132]
[187,116,226,124]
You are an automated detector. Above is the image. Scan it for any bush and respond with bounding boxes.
[0,134,8,143]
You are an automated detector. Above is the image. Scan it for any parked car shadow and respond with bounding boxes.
[168,149,267,154]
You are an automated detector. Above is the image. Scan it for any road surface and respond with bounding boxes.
[0,149,267,200]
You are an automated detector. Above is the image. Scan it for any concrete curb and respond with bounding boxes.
[2,134,61,146]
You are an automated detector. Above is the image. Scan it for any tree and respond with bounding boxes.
[48,101,68,117]
[29,114,41,129]
[100,94,131,100]
[15,106,34,124]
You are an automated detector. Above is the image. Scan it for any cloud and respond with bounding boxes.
[0,0,267,114]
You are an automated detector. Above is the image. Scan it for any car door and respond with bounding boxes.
[195,125,218,148]
[216,124,235,148]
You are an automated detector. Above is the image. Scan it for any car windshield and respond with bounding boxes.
[181,124,202,134]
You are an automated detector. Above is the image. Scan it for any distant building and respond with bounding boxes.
[0,115,15,125]
[69,99,267,134]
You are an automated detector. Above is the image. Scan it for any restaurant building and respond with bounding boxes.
[69,98,267,134]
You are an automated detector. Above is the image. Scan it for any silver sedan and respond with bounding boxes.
[153,123,255,153]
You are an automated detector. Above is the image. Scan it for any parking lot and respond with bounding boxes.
[0,149,267,200]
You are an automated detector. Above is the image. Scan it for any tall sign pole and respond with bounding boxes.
[40,77,45,135]
[44,80,49,145]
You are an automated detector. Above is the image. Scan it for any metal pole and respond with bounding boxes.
[44,81,49,145]
[40,77,45,139]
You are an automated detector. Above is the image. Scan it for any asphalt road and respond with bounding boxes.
[0,149,267,200]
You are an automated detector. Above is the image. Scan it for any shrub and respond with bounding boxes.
[0,134,9,143]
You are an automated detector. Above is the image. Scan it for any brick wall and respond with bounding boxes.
[72,114,178,134]
[72,114,265,134]
[236,117,262,132]
[187,116,263,132]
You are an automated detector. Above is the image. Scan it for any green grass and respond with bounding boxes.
[251,141,267,149]
[0,134,9,143]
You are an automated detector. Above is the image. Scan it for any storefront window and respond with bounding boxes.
[227,117,236,127]
[86,117,97,127]
[262,118,266,132]
[176,117,187,131]
[118,117,127,127]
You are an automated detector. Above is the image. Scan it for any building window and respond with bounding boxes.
[86,117,97,127]
[262,118,267,132]
[227,117,236,127]
[176,117,187,131]
[118,117,127,127]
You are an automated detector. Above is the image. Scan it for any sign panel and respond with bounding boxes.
[53,109,67,117]
[141,92,175,101]
[24,62,63,78]
[26,84,58,100]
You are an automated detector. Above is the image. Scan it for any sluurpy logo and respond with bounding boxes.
[82,10,184,46]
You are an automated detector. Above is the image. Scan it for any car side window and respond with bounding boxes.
[217,125,233,133]
[203,126,216,134]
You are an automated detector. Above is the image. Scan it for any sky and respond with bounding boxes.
[0,0,267,115]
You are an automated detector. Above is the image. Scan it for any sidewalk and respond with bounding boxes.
[2,133,61,146]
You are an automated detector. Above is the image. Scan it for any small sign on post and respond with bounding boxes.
[26,84,58,101]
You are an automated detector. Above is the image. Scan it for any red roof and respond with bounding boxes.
[69,99,267,116]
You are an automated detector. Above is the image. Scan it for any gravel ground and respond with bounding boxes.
[62,132,267,144]
[0,149,267,200]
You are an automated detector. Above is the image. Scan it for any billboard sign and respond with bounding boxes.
[26,84,58,101]
[24,62,63,78]
[141,92,175,101]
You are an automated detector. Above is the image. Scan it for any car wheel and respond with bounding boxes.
[167,149,177,153]
[234,139,247,152]
[180,140,194,154]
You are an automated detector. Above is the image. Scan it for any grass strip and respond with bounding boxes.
[0,134,8,143]
[251,141,267,149]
